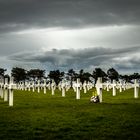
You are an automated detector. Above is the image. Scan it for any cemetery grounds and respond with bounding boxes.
[0,88,140,140]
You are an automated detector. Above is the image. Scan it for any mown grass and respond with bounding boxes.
[0,88,140,140]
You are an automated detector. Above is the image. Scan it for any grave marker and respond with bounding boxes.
[0,78,4,99]
[112,80,116,96]
[95,77,103,103]
[37,80,40,93]
[43,79,47,94]
[4,78,8,102]
[75,78,81,99]
[8,77,14,107]
[61,80,66,97]
[134,79,139,98]
[51,80,56,95]
[83,81,87,93]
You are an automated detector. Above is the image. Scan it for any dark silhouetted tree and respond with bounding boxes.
[27,69,45,80]
[11,67,27,82]
[107,68,119,82]
[48,70,64,85]
[4,74,10,81]
[67,69,78,85]
[92,68,107,83]
[130,73,140,80]
[0,68,6,77]
[78,69,91,83]
[120,74,131,82]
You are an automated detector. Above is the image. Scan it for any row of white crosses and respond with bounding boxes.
[83,81,94,93]
[58,80,72,97]
[96,77,139,103]
[103,80,124,93]
[103,80,127,96]
[0,78,58,107]
[58,79,94,99]
[0,77,16,106]
[83,81,87,93]
[1,77,93,107]
[21,78,138,102]
[16,79,56,95]
[1,76,139,106]
[87,81,94,91]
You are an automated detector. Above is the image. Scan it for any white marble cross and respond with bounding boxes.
[95,77,103,103]
[122,81,126,91]
[43,79,47,94]
[4,78,8,102]
[51,80,56,95]
[37,80,40,93]
[61,80,66,97]
[72,81,76,92]
[83,81,87,93]
[65,81,71,91]
[106,81,110,91]
[112,80,116,96]
[118,80,123,92]
[31,81,35,92]
[75,78,81,99]
[134,79,139,98]
[27,81,31,91]
[20,81,24,90]
[8,77,15,107]
[0,78,4,99]
[24,81,28,91]
[87,81,94,91]
[58,82,62,91]
[47,82,51,90]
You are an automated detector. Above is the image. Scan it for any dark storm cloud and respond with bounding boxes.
[0,0,140,33]
[9,46,140,71]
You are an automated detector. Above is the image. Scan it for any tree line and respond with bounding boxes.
[0,67,140,84]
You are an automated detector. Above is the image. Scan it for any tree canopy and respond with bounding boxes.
[1,66,140,84]
[92,68,107,83]
[0,68,6,77]
[27,69,45,80]
[11,67,27,82]
[48,70,64,85]
[107,68,119,82]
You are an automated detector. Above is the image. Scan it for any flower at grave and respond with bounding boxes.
[90,90,99,103]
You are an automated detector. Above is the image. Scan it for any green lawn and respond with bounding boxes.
[0,88,140,140]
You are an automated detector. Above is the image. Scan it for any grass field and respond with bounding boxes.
[0,88,140,140]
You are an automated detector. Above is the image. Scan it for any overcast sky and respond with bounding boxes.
[0,0,140,75]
